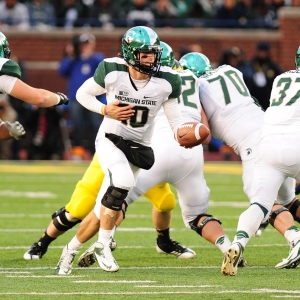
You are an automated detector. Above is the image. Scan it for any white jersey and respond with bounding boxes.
[262,70,300,138]
[127,69,210,227]
[199,65,264,155]
[93,57,182,146]
[88,57,183,216]
[154,69,202,134]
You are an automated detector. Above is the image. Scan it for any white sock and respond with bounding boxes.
[215,235,231,254]
[111,225,117,237]
[98,228,112,245]
[67,235,82,251]
[284,226,300,245]
[233,204,265,249]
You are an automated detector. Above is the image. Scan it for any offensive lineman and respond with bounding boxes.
[222,47,300,276]
[176,51,300,275]
[0,31,69,140]
[0,32,69,110]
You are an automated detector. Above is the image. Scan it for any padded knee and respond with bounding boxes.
[102,186,128,211]
[285,198,300,223]
[269,206,289,227]
[145,183,176,212]
[189,214,222,236]
[52,207,81,232]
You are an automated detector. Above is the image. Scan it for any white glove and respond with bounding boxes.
[5,121,26,140]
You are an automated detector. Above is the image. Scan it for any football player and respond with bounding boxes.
[23,50,193,263]
[0,31,69,141]
[221,47,300,276]
[0,32,68,108]
[119,41,235,267]
[24,28,197,274]
[176,51,300,275]
[55,41,249,276]
[55,26,193,273]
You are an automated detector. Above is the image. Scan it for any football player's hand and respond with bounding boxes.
[106,101,135,120]
[55,92,69,106]
[5,121,26,140]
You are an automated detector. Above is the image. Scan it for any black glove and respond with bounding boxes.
[55,92,69,106]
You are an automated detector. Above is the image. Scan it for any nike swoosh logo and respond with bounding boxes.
[101,261,112,270]
[178,132,190,139]
[144,96,151,99]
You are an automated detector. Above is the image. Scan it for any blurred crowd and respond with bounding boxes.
[0,0,299,31]
[0,30,282,161]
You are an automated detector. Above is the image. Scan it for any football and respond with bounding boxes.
[176,122,210,148]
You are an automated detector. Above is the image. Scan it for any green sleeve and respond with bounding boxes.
[0,60,21,79]
[93,60,127,88]
[169,73,182,99]
[157,70,182,99]
[93,61,106,88]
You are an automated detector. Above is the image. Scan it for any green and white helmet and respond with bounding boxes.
[121,26,162,76]
[160,41,175,68]
[295,46,300,70]
[0,32,11,59]
[179,52,213,77]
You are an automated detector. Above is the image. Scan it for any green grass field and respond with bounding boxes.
[0,161,299,300]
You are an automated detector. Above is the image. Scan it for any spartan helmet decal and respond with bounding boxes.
[121,26,162,76]
[0,32,11,59]
[179,52,213,78]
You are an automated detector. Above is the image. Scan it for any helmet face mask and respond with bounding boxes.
[295,46,300,70]
[0,32,11,59]
[179,52,213,77]
[160,41,175,68]
[122,26,162,76]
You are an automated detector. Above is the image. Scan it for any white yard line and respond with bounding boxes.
[0,290,299,296]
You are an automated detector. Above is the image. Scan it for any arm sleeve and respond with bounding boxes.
[76,77,106,114]
[162,98,183,133]
[0,75,18,95]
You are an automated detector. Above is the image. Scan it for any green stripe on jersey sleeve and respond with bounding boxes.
[0,60,21,79]
[94,60,128,88]
[156,70,182,99]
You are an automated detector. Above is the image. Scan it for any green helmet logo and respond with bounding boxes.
[179,52,213,77]
[295,46,300,70]
[160,41,175,68]
[0,32,11,59]
[121,26,162,76]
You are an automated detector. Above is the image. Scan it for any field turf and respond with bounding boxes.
[0,161,298,299]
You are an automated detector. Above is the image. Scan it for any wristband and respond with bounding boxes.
[101,105,107,115]
[55,94,60,105]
